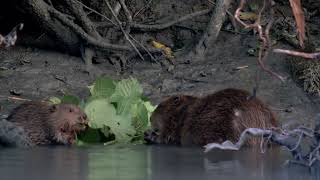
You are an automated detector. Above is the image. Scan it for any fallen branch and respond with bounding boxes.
[274,49,320,60]
[204,114,320,167]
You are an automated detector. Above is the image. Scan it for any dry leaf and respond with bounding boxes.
[239,12,258,21]
[150,40,174,59]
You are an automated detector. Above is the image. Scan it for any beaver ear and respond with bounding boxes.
[49,105,57,113]
[173,96,180,105]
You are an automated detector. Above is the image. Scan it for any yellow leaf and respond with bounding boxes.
[150,40,174,59]
[239,12,258,21]
[163,47,174,59]
[151,40,166,49]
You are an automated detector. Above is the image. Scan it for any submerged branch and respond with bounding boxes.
[204,114,320,167]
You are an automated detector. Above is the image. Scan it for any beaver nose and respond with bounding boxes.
[144,129,159,144]
[144,130,152,142]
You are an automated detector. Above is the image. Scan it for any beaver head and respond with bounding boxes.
[144,95,197,145]
[49,104,89,145]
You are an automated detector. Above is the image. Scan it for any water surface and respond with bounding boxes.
[0,145,318,180]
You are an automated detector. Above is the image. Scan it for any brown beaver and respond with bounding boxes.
[6,101,88,146]
[144,88,277,146]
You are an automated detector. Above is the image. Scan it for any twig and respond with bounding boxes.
[94,8,212,33]
[234,0,285,82]
[47,4,160,53]
[70,0,160,61]
[273,49,320,60]
[72,0,117,26]
[128,34,158,63]
[133,0,153,19]
[113,2,121,17]
[119,0,133,34]
[119,0,132,23]
[131,9,212,31]
[104,0,145,61]
[0,95,31,102]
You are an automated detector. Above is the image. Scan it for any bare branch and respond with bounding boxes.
[130,9,211,31]
[274,49,320,60]
[73,0,117,26]
[47,3,160,54]
[133,0,153,19]
[105,0,144,60]
[66,0,101,39]
[235,0,285,82]
[119,0,132,23]
[113,2,122,17]
[204,114,320,167]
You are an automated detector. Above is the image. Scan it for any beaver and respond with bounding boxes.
[144,88,277,146]
[0,119,33,147]
[4,101,88,146]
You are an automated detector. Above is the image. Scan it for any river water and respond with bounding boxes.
[0,145,318,180]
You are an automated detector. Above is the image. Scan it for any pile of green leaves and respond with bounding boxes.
[50,77,156,145]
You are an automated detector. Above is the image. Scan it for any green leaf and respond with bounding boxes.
[79,76,157,145]
[110,114,136,143]
[84,99,117,129]
[132,101,149,133]
[90,77,116,98]
[143,101,157,124]
[110,77,143,102]
[77,128,104,144]
[61,95,80,105]
[48,97,61,104]
[115,96,137,115]
[84,98,135,143]
[100,126,111,138]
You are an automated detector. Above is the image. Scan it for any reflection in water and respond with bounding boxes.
[88,145,150,180]
[0,145,319,180]
[0,146,89,180]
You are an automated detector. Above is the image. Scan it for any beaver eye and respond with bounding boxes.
[173,96,180,105]
[69,108,73,113]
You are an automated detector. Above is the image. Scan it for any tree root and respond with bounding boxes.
[189,0,231,60]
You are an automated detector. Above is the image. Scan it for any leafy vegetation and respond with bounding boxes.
[50,77,156,145]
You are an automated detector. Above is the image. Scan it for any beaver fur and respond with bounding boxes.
[5,101,88,146]
[144,88,277,146]
[0,119,33,147]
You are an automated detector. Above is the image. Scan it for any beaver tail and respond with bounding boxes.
[0,119,33,147]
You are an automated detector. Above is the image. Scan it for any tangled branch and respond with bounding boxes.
[235,0,285,82]
[204,114,320,167]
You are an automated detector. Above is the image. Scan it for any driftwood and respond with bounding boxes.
[204,114,320,167]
